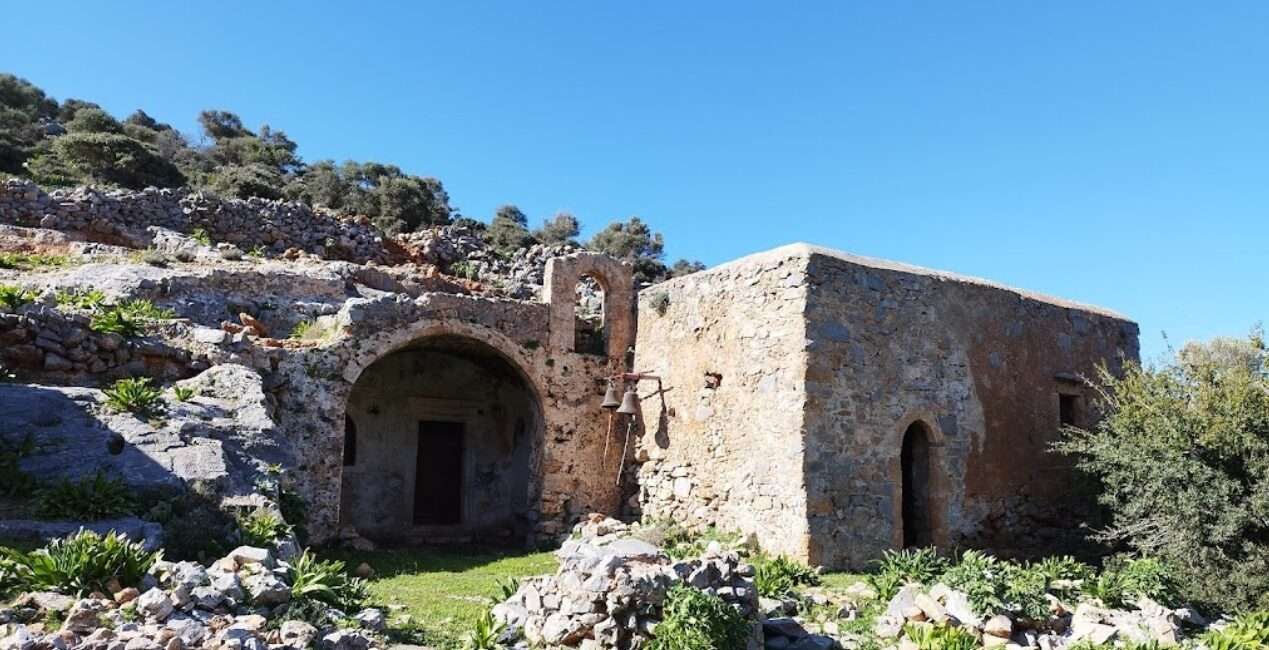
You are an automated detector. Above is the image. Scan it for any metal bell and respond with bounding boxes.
[600,382,621,410]
[616,386,640,415]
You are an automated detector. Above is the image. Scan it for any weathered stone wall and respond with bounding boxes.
[340,347,536,541]
[632,252,811,559]
[275,254,636,544]
[798,246,1138,568]
[633,244,1139,569]
[0,179,388,263]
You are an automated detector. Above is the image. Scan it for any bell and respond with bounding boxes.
[616,386,640,415]
[600,382,621,410]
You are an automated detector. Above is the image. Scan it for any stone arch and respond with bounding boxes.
[890,413,946,549]
[543,252,634,358]
[335,322,547,544]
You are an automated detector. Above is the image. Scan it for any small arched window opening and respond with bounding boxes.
[574,274,607,355]
[343,415,357,467]
[901,421,933,548]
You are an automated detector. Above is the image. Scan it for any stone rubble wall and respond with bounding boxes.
[0,304,196,380]
[0,179,389,264]
[801,250,1140,568]
[632,252,812,560]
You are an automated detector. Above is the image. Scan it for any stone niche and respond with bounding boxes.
[339,338,540,544]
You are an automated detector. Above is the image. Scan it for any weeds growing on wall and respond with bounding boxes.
[55,287,107,311]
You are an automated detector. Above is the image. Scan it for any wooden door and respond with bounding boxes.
[414,420,464,525]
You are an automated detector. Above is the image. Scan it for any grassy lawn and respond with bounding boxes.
[323,546,557,648]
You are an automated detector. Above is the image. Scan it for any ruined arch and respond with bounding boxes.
[543,252,634,358]
[336,325,546,544]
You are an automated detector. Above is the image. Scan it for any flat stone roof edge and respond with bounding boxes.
[658,242,1136,323]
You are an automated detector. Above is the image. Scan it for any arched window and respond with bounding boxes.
[343,415,357,467]
[901,421,932,548]
[574,274,607,355]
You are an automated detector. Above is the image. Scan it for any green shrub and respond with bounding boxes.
[36,471,137,520]
[190,228,211,246]
[1,529,160,594]
[117,298,175,321]
[1055,331,1269,613]
[870,547,948,600]
[0,252,69,269]
[461,607,505,650]
[0,285,37,311]
[287,550,369,611]
[488,576,521,605]
[903,622,979,650]
[89,307,140,336]
[751,552,820,598]
[647,584,751,650]
[1203,611,1269,650]
[102,377,164,415]
[939,551,1050,620]
[449,260,479,280]
[55,287,107,311]
[238,508,287,547]
[171,385,196,402]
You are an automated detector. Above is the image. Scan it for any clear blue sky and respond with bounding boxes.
[3,2,1265,361]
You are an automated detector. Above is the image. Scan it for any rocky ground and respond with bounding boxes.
[0,544,382,650]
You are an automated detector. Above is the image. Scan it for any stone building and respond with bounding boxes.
[0,178,1139,565]
[630,244,1138,569]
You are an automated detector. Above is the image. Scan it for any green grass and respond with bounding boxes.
[0,252,70,270]
[321,546,556,649]
[820,571,873,590]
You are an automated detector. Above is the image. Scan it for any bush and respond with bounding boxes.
[1081,556,1183,609]
[171,385,196,402]
[939,551,1050,621]
[36,471,137,520]
[647,584,751,650]
[751,552,820,598]
[0,285,37,311]
[190,228,211,246]
[102,377,164,415]
[1,529,160,594]
[1203,611,1269,650]
[870,547,948,600]
[1054,332,1269,613]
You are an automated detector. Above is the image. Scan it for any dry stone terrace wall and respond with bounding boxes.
[0,179,388,263]
[800,249,1138,568]
[632,252,812,560]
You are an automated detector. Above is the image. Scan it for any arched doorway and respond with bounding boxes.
[338,335,542,544]
[901,421,933,548]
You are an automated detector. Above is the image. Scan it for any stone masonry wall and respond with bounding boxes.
[800,247,1139,569]
[632,252,812,560]
[0,179,388,263]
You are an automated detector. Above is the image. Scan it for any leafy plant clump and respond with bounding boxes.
[903,622,979,650]
[288,550,370,613]
[35,471,137,520]
[171,385,196,402]
[55,287,107,311]
[1203,611,1269,650]
[870,547,949,600]
[751,552,821,598]
[1081,556,1182,609]
[647,584,751,650]
[102,377,164,415]
[89,299,175,337]
[238,508,287,547]
[1055,331,1269,613]
[1,529,160,595]
[190,227,212,245]
[0,284,38,311]
[0,434,36,497]
[461,607,506,650]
